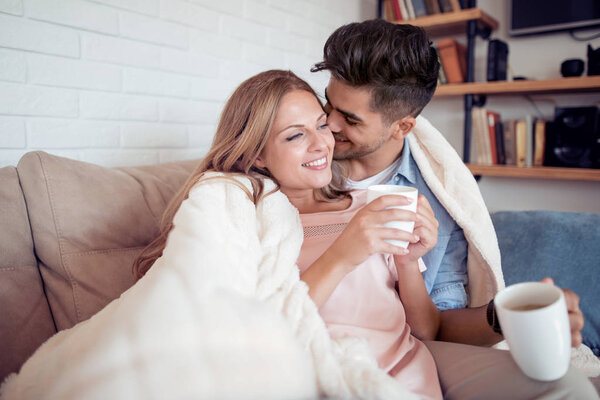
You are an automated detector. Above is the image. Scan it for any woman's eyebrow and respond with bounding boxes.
[276,113,327,135]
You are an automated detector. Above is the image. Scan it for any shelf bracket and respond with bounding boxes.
[475,25,492,40]
[473,94,487,107]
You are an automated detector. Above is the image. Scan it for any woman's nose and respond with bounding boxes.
[308,130,329,151]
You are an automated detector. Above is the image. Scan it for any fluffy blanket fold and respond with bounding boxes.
[1,174,417,400]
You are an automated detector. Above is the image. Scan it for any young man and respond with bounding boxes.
[312,19,597,399]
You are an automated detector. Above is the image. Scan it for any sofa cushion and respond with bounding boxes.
[491,210,600,356]
[0,165,57,380]
[17,151,197,331]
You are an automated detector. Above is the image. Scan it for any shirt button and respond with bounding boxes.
[394,176,400,182]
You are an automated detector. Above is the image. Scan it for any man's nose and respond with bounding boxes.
[326,112,342,133]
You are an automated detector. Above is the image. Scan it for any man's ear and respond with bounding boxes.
[390,116,416,140]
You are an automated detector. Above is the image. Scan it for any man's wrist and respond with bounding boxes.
[486,298,503,335]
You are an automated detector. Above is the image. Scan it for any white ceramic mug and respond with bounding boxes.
[366,185,418,249]
[494,282,571,381]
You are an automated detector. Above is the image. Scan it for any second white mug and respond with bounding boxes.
[494,282,571,381]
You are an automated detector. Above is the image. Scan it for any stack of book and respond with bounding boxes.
[471,107,547,167]
[436,38,467,84]
[380,0,466,22]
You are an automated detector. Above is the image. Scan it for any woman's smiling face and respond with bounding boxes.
[255,89,334,196]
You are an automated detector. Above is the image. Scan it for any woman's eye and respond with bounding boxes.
[286,132,303,141]
[318,123,329,130]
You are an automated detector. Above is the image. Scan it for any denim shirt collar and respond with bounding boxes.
[395,137,417,185]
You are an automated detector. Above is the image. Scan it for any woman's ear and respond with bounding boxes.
[391,116,416,140]
[254,156,266,169]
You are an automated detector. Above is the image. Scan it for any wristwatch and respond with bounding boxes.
[486,298,503,335]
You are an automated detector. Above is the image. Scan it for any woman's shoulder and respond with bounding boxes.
[189,172,276,199]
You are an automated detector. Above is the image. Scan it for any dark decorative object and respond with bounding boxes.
[487,39,509,81]
[560,59,584,77]
[544,106,600,169]
[588,44,600,76]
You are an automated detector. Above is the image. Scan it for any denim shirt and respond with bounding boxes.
[387,138,469,311]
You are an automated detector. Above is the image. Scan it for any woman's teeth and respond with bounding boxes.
[302,157,326,167]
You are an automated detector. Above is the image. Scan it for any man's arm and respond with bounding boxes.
[437,305,503,345]
[424,224,504,345]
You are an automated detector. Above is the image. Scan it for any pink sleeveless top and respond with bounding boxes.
[297,190,442,400]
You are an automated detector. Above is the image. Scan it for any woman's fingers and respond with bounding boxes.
[378,227,419,243]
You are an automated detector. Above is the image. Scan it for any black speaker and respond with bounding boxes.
[544,106,600,169]
[487,39,508,81]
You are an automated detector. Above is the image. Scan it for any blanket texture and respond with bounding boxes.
[0,174,418,400]
[410,116,599,377]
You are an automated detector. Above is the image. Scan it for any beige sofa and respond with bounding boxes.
[0,151,196,381]
[2,151,599,394]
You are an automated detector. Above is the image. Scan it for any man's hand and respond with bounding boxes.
[541,277,584,347]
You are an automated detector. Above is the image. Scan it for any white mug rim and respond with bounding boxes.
[495,282,563,313]
[368,184,417,194]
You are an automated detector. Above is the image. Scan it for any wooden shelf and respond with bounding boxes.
[397,8,499,37]
[435,76,600,97]
[466,164,600,181]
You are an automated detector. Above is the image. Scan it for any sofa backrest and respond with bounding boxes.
[0,165,56,380]
[492,210,600,357]
[16,151,197,332]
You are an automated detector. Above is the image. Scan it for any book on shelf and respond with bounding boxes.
[495,118,506,165]
[404,0,416,20]
[472,107,493,165]
[411,0,428,18]
[525,114,534,167]
[503,119,517,165]
[399,0,409,20]
[391,0,404,21]
[424,0,441,14]
[437,0,454,13]
[435,44,448,84]
[515,119,527,167]
[533,119,546,167]
[486,110,502,165]
[437,38,467,83]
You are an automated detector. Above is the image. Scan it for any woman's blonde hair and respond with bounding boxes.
[133,70,347,280]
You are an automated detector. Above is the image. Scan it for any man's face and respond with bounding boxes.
[324,78,392,161]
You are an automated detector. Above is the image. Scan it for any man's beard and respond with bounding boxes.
[332,133,388,160]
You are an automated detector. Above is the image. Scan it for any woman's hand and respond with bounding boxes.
[393,195,439,267]
[328,194,420,273]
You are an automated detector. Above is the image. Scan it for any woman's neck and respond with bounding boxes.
[283,188,351,214]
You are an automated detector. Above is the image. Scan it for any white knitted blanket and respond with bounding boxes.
[0,174,418,400]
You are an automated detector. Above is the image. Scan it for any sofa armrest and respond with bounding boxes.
[0,166,57,381]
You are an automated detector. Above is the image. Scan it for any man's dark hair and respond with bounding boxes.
[312,19,439,125]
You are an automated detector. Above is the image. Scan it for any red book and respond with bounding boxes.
[391,0,403,20]
[486,110,500,164]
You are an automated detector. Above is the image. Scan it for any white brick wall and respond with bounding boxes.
[0,0,376,167]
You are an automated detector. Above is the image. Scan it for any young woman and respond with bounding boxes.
[134,69,442,399]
